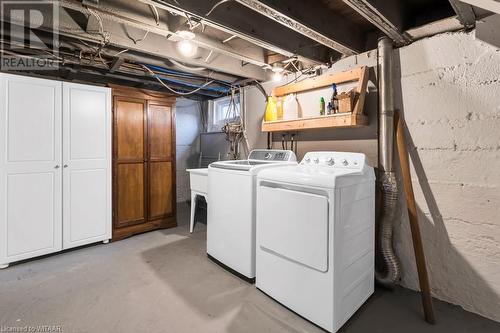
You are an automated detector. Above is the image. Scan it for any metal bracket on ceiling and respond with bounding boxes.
[109,57,124,72]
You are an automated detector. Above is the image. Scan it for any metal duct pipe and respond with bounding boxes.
[376,36,401,288]
[378,37,395,173]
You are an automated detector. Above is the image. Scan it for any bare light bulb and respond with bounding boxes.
[177,39,198,58]
[272,72,283,82]
[176,30,198,58]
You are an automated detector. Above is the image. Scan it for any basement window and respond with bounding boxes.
[207,94,241,132]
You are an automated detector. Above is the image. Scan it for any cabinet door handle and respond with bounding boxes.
[63,164,68,168]
[54,165,60,169]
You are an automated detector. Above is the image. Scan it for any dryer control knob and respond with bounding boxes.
[305,157,311,163]
[341,159,349,166]
[326,157,334,165]
[314,158,320,164]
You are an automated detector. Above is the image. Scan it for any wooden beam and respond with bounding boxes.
[395,111,436,325]
[272,66,367,97]
[265,52,288,65]
[354,67,369,115]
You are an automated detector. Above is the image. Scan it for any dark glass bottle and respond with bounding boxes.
[331,84,339,113]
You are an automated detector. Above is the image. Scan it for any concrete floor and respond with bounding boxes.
[1,204,499,333]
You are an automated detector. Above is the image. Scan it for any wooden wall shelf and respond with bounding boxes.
[261,113,368,132]
[272,66,367,98]
[263,66,370,132]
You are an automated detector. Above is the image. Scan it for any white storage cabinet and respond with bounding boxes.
[0,73,112,268]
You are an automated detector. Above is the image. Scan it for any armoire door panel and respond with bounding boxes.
[149,161,173,218]
[0,73,63,265]
[6,172,60,257]
[6,80,58,163]
[67,169,108,243]
[68,88,108,160]
[63,83,112,249]
[148,104,172,159]
[116,163,145,226]
[116,100,145,160]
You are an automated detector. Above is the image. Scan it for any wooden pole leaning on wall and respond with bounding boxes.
[395,110,436,324]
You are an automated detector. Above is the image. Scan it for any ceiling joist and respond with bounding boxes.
[233,0,364,55]
[142,0,330,64]
[342,0,411,45]
[0,3,270,81]
[60,0,269,68]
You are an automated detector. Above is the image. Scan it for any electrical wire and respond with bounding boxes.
[277,65,318,88]
[205,0,232,16]
[144,64,233,87]
[157,75,229,93]
[0,42,227,98]
[141,64,215,96]
[112,49,129,57]
[87,8,109,43]
[85,8,110,64]
[130,30,150,44]
[169,59,207,72]
[149,4,160,25]
[252,80,268,100]
[184,13,201,30]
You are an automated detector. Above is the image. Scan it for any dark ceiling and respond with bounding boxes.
[0,0,491,98]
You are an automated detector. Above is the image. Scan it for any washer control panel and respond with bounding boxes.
[248,149,297,162]
[300,152,366,170]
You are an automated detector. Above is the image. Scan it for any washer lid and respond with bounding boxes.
[258,152,375,188]
[210,160,270,171]
[209,149,297,172]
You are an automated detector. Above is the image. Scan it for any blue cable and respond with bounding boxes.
[144,64,234,87]
[155,74,230,94]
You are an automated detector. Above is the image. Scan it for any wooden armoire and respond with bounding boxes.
[111,86,176,240]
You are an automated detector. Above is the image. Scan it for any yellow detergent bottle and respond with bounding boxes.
[265,96,278,122]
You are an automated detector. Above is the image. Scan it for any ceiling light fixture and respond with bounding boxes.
[272,72,283,82]
[271,63,284,73]
[176,30,198,58]
[271,63,284,82]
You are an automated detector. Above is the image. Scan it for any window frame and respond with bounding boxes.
[207,94,241,132]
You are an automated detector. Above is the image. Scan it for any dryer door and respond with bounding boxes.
[257,185,329,272]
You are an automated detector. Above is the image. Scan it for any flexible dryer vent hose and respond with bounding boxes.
[376,171,401,287]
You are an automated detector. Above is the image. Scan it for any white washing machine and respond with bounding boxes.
[208,149,297,281]
[256,152,375,332]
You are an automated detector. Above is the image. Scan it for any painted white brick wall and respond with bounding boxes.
[245,29,499,321]
[393,31,500,322]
